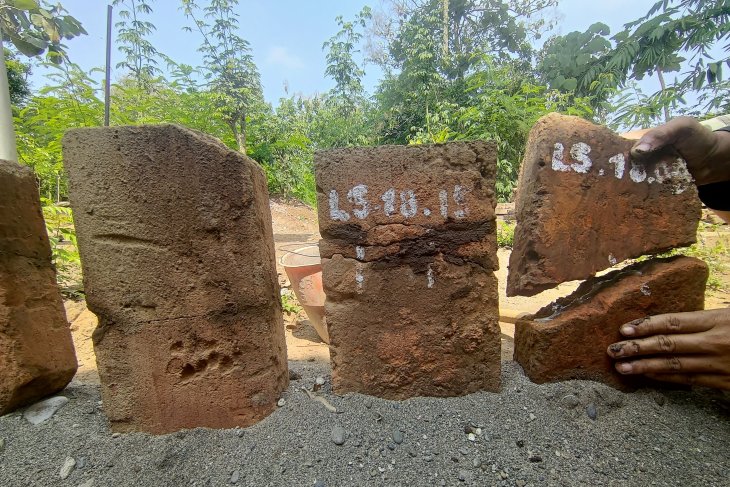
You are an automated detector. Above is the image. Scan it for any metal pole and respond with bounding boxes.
[104,5,112,127]
[0,31,18,162]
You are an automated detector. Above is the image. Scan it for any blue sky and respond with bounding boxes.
[32,0,660,103]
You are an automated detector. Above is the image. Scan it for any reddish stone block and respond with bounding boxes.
[315,143,501,398]
[507,113,702,297]
[0,160,77,415]
[63,125,287,433]
[514,256,708,391]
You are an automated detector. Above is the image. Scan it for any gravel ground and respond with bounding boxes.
[1,361,728,487]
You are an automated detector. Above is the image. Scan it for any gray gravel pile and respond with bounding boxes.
[0,361,728,486]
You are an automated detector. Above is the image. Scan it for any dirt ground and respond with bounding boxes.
[63,198,730,386]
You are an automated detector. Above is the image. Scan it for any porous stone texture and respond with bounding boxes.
[514,256,708,391]
[316,142,501,399]
[507,113,702,297]
[0,159,77,415]
[63,125,287,434]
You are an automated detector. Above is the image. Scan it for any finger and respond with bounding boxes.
[645,373,730,390]
[619,313,713,338]
[607,332,709,358]
[630,117,702,159]
[615,356,724,376]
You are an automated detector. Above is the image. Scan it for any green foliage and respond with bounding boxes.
[40,198,80,287]
[0,0,86,63]
[181,0,263,152]
[4,48,30,105]
[411,59,593,201]
[112,0,161,86]
[497,220,515,248]
[281,291,302,315]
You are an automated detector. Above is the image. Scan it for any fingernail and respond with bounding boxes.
[617,363,633,374]
[608,343,624,356]
[633,142,652,153]
[621,325,636,336]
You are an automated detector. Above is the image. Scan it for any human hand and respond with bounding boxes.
[631,116,730,186]
[607,309,730,390]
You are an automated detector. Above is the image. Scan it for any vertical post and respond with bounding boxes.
[0,32,19,162]
[104,5,113,127]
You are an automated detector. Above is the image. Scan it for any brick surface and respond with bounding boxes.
[507,113,702,297]
[0,160,77,415]
[514,256,708,391]
[316,143,501,398]
[63,125,287,433]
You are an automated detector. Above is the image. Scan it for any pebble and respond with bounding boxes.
[458,469,469,482]
[288,370,302,381]
[78,480,94,487]
[230,470,240,484]
[472,458,481,468]
[387,443,396,451]
[527,413,536,423]
[392,430,404,444]
[76,457,87,469]
[516,440,525,448]
[59,457,76,479]
[0,438,4,452]
[277,398,286,407]
[467,433,476,442]
[562,394,580,409]
[516,480,526,487]
[459,447,469,455]
[314,480,326,487]
[529,454,543,463]
[652,393,666,407]
[112,433,121,438]
[586,403,598,420]
[331,426,346,446]
[315,377,326,386]
[23,396,69,425]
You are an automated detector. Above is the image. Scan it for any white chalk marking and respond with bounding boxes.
[400,190,418,218]
[329,189,350,222]
[629,162,647,183]
[356,246,365,260]
[453,185,469,219]
[552,142,571,172]
[647,177,656,184]
[381,188,396,217]
[668,157,693,194]
[347,184,370,219]
[423,208,431,216]
[569,142,593,173]
[427,265,435,289]
[439,190,448,218]
[355,265,364,291]
[608,153,625,179]
[608,254,618,266]
[640,284,651,296]
[599,169,605,176]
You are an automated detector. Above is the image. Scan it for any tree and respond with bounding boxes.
[0,0,85,161]
[580,0,730,127]
[181,0,263,153]
[4,47,30,105]
[112,0,160,88]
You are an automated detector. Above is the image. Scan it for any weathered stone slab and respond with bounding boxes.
[514,256,708,391]
[63,125,287,433]
[316,142,501,398]
[507,113,702,297]
[1,160,77,415]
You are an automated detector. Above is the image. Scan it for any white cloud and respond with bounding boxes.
[266,46,305,70]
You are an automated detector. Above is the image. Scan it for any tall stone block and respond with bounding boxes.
[63,125,287,434]
[316,143,501,399]
[507,113,701,297]
[514,256,708,391]
[0,160,77,415]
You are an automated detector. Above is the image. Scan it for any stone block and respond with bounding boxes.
[315,143,501,398]
[507,113,702,296]
[514,256,708,391]
[0,160,77,415]
[63,125,287,433]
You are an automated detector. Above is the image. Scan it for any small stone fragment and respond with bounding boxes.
[331,426,346,446]
[78,480,94,487]
[562,394,580,409]
[586,403,598,421]
[652,393,667,406]
[392,430,404,445]
[289,370,302,381]
[529,454,543,463]
[314,480,326,487]
[0,438,5,452]
[527,413,536,423]
[514,257,708,391]
[277,398,286,407]
[59,457,76,479]
[516,440,524,448]
[508,113,701,296]
[230,470,240,484]
[23,396,70,425]
[467,433,476,442]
